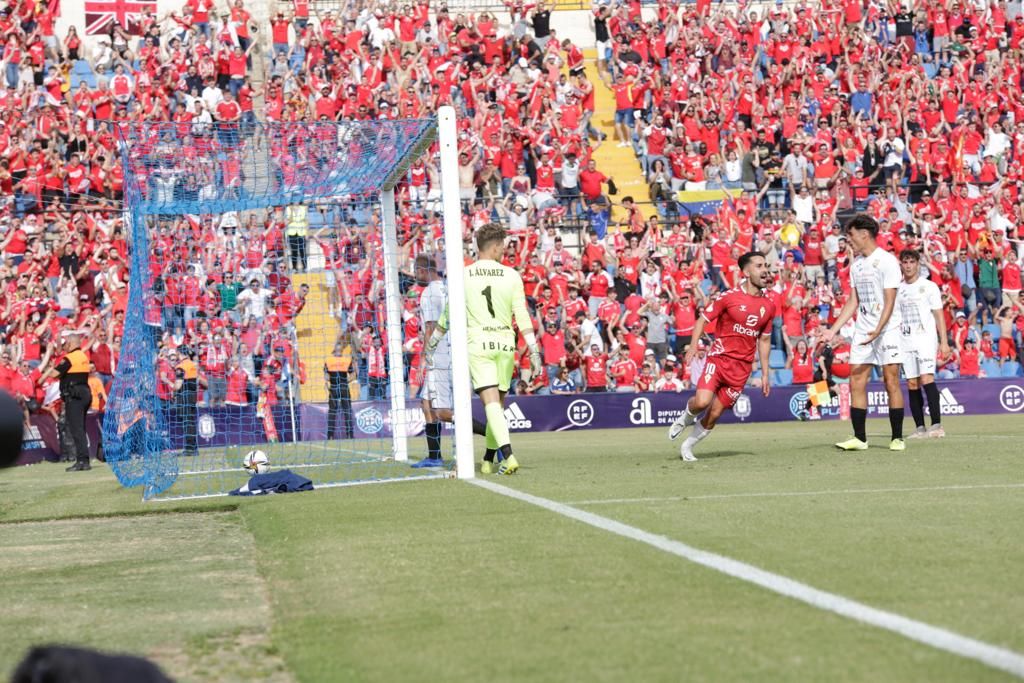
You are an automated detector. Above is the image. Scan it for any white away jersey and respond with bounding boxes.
[897,277,942,340]
[420,280,450,368]
[850,247,902,334]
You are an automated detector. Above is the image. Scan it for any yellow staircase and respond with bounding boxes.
[582,49,657,222]
[291,271,338,403]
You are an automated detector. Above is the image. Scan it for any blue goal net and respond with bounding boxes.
[102,119,446,499]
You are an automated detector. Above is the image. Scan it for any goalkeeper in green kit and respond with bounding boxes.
[424,223,542,474]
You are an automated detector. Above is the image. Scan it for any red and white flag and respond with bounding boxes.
[84,0,155,35]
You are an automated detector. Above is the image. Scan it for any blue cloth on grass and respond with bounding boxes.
[229,469,314,496]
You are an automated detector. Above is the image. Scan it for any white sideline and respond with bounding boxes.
[470,478,1024,679]
[567,482,1024,506]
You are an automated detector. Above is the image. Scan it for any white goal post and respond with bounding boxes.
[437,107,477,480]
[379,106,474,479]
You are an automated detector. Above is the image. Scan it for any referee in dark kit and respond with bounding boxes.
[47,331,93,472]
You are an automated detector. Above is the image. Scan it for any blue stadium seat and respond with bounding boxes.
[72,59,94,75]
[871,366,882,382]
[769,349,786,369]
[774,369,793,386]
[1002,361,1021,377]
[71,71,97,89]
[982,324,1001,340]
[750,369,761,379]
[982,360,1002,378]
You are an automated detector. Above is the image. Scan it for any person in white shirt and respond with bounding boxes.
[559,152,582,216]
[897,248,951,439]
[822,214,906,451]
[791,185,815,225]
[201,81,224,113]
[984,122,1010,168]
[235,279,273,321]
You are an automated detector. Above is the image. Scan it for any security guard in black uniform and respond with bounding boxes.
[48,332,93,472]
[325,341,355,440]
[173,348,205,456]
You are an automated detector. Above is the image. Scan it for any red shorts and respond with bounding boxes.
[696,355,752,408]
[999,337,1017,359]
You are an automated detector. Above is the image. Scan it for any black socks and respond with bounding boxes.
[889,408,904,440]
[908,388,925,428]
[425,422,442,459]
[851,407,867,442]
[923,383,942,426]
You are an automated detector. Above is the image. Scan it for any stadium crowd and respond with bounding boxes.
[583,0,1024,393]
[1,0,1024,442]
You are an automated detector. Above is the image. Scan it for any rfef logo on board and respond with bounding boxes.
[566,400,595,427]
[999,385,1024,412]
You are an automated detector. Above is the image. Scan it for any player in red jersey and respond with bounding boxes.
[667,252,775,461]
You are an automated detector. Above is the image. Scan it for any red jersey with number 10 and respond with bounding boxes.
[701,286,776,363]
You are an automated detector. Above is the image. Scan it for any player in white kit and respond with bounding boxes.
[412,254,486,468]
[412,254,454,468]
[822,214,906,451]
[897,249,951,439]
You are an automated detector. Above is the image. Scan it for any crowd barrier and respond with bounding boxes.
[17,379,1022,466]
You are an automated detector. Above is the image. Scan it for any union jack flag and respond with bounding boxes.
[84,0,155,35]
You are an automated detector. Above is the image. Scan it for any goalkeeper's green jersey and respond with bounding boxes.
[463,259,533,352]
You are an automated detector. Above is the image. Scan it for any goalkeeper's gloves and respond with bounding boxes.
[423,326,445,369]
[528,344,543,377]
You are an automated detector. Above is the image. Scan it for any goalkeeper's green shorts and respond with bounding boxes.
[469,347,516,393]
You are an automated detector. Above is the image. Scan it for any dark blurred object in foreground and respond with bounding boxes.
[11,645,174,683]
[0,391,24,470]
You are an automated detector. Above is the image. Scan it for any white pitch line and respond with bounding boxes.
[471,478,1024,679]
[566,482,1024,506]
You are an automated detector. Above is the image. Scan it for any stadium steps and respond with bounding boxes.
[581,49,656,221]
[291,270,338,404]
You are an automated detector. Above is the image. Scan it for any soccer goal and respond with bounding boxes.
[103,108,474,500]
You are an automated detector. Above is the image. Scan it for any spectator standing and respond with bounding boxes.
[285,204,309,272]
[640,297,671,363]
[584,344,609,392]
[954,249,977,315]
[531,2,552,51]
[976,248,1002,324]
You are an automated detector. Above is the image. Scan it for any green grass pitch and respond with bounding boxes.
[1,415,1022,682]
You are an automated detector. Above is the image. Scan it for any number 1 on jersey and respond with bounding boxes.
[482,285,495,317]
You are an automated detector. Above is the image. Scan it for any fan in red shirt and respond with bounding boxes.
[609,346,638,392]
[584,345,609,392]
[668,252,775,461]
